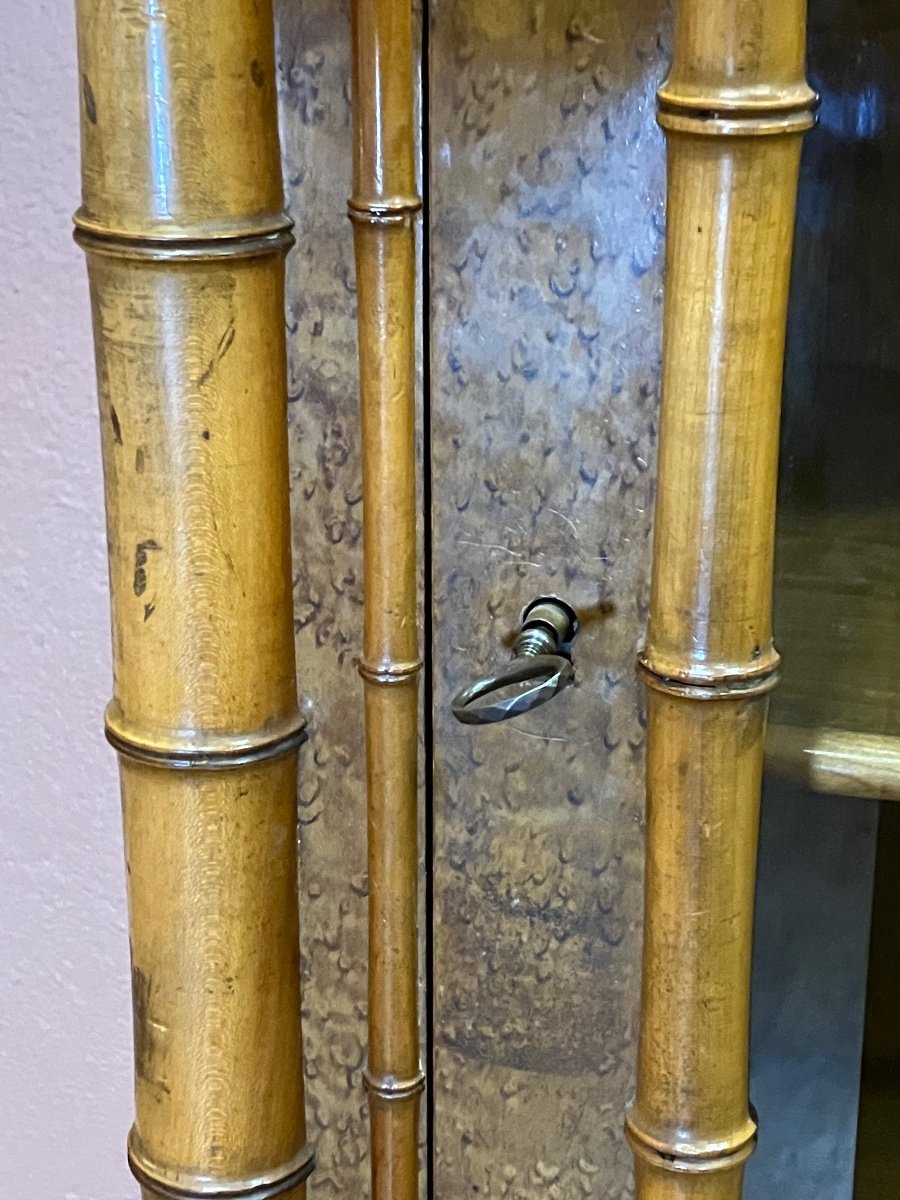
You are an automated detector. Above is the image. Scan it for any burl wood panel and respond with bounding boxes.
[429,4,668,1195]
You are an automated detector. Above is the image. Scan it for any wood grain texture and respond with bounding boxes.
[75,2,309,1197]
[76,0,285,242]
[350,0,424,1197]
[275,2,426,1196]
[429,3,668,1195]
[629,3,815,1197]
[773,510,900,741]
[767,725,900,801]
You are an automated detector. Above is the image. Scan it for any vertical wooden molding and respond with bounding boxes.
[627,4,815,1197]
[74,2,312,1197]
[349,1,424,1198]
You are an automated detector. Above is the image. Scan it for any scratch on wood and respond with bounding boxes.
[197,319,236,387]
[510,727,569,743]
[546,507,578,536]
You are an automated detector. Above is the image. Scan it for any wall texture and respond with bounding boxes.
[0,4,135,1196]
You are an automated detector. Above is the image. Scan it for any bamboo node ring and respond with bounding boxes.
[624,1112,757,1175]
[127,1129,316,1199]
[73,211,295,261]
[656,86,818,137]
[357,658,423,685]
[104,706,308,770]
[363,1068,427,1101]
[636,658,780,701]
[347,195,423,225]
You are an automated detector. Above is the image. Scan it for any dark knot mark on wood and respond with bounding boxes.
[134,540,161,597]
[250,58,265,88]
[131,965,168,1093]
[131,964,152,1079]
[110,406,123,445]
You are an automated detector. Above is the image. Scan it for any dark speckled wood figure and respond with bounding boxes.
[73,0,898,1199]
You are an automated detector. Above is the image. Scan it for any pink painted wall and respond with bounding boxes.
[0,3,136,1196]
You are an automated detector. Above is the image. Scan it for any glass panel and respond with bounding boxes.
[750,2,900,1196]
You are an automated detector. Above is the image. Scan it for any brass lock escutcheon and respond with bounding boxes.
[451,596,579,725]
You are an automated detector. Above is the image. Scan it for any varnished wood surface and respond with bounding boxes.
[276,5,895,1196]
[773,492,900,749]
[73,2,896,1196]
[629,3,814,1197]
[275,2,426,1196]
[350,0,424,1197]
[429,3,667,1194]
[767,725,900,801]
[76,0,286,242]
[76,2,309,1197]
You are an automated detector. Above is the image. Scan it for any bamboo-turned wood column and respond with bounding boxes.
[349,1,423,1198]
[74,3,312,1198]
[626,5,815,1198]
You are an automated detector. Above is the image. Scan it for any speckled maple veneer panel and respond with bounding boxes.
[428,4,668,1196]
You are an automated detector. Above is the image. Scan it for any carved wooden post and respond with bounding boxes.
[74,2,312,1196]
[627,4,815,1197]
[349,1,423,1198]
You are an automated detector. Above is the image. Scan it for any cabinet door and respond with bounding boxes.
[427,4,666,1194]
[279,2,887,1197]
